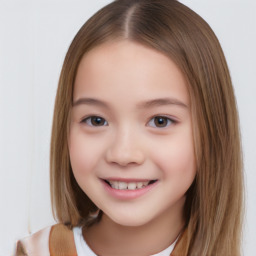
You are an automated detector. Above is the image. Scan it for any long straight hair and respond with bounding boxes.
[50,1,244,255]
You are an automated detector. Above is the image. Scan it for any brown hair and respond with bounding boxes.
[50,0,244,255]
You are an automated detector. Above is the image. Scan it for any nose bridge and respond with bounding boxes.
[106,124,145,166]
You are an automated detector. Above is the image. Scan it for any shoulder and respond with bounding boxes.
[15,225,52,256]
[15,223,77,256]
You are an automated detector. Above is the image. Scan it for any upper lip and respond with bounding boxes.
[101,178,157,182]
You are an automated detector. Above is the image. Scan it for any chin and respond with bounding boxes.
[105,210,153,227]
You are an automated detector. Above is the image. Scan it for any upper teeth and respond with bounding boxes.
[108,180,150,190]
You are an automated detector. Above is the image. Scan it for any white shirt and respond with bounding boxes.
[73,226,178,256]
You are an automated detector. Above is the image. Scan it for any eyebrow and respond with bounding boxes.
[137,98,188,109]
[72,97,188,109]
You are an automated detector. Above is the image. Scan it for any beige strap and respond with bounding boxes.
[49,223,77,256]
[171,227,188,256]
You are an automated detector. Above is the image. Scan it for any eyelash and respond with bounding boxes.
[81,116,108,127]
[81,115,177,128]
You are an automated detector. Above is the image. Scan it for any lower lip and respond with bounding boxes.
[100,179,159,200]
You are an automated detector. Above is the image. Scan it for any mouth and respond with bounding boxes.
[103,179,158,190]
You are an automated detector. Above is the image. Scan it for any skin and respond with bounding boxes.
[69,40,196,255]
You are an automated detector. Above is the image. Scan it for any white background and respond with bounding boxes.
[0,0,255,255]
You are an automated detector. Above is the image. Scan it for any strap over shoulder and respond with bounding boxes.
[49,223,77,256]
[15,224,77,256]
[171,227,188,256]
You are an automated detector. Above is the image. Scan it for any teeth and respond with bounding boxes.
[137,182,143,189]
[128,182,136,190]
[119,182,127,190]
[113,181,118,189]
[108,180,153,190]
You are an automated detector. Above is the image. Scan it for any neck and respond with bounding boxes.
[83,198,185,256]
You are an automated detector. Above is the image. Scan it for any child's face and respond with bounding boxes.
[69,41,196,227]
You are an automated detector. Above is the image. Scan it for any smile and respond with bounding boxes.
[103,179,158,190]
[101,178,159,200]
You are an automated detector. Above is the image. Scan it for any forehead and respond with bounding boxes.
[73,40,189,106]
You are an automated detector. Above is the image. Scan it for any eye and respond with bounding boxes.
[82,116,108,127]
[147,116,175,128]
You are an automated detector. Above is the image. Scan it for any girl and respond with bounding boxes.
[16,0,244,255]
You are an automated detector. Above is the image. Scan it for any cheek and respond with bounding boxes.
[68,130,101,177]
[152,131,196,182]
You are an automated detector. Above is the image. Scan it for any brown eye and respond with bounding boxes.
[154,117,168,127]
[148,116,174,128]
[83,116,108,126]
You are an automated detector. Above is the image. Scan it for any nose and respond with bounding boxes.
[105,127,145,167]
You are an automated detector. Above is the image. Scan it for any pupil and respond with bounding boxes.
[155,117,167,127]
[92,117,104,126]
